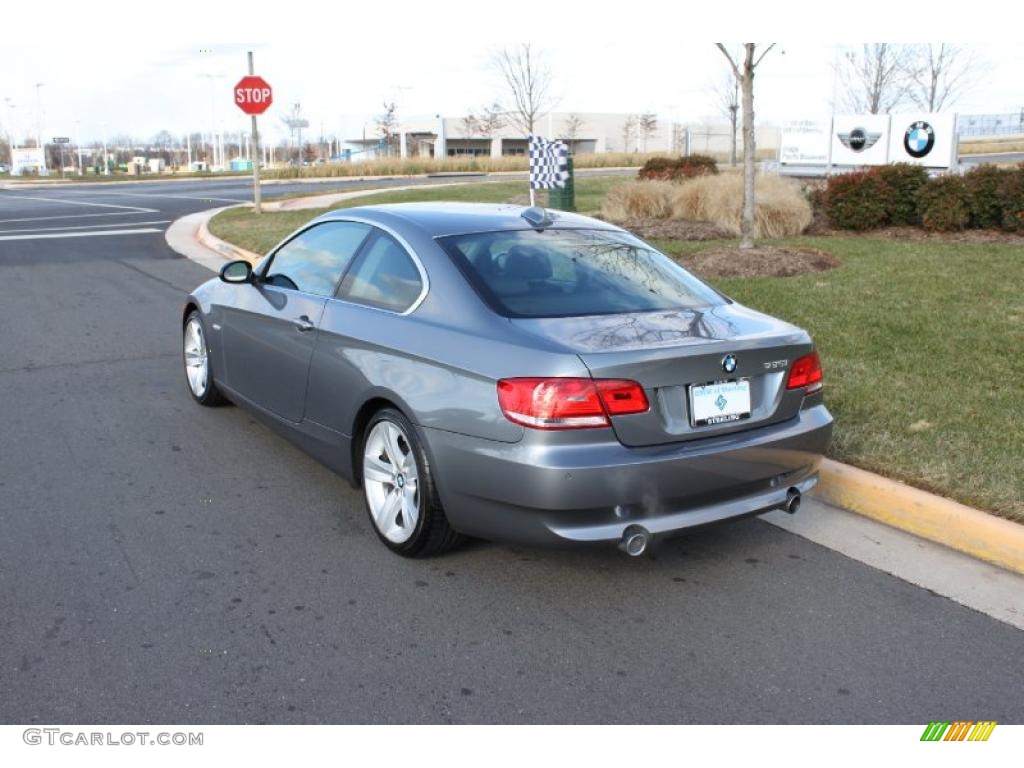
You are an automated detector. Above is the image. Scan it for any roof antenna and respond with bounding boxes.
[521,206,554,229]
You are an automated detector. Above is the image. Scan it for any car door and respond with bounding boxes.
[304,227,427,434]
[221,220,371,422]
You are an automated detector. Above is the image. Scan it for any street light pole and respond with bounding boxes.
[101,124,109,175]
[34,82,47,174]
[200,73,222,171]
[75,120,84,175]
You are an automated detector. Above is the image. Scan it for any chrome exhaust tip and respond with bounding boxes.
[784,488,802,515]
[619,525,650,557]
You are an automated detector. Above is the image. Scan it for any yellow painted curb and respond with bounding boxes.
[813,458,1024,575]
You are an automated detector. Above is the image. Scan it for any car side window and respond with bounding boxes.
[263,221,371,297]
[337,230,424,313]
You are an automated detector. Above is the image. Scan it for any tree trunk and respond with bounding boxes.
[740,44,756,250]
[729,107,738,166]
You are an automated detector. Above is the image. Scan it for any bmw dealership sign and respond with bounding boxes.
[780,112,957,170]
[887,113,957,166]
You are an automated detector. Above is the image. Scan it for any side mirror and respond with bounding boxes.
[219,260,253,284]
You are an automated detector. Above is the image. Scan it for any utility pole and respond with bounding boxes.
[35,82,47,174]
[201,73,222,170]
[248,51,263,213]
[75,121,84,174]
[101,124,110,175]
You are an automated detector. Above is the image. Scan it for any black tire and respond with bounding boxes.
[183,310,228,407]
[360,407,463,558]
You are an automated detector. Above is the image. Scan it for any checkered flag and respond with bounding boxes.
[528,135,570,190]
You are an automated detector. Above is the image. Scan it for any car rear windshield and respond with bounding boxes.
[438,228,725,318]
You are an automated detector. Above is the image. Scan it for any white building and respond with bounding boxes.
[346,112,680,159]
[345,111,781,160]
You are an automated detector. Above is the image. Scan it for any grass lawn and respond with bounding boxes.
[208,176,623,255]
[659,236,1024,521]
[207,180,1024,521]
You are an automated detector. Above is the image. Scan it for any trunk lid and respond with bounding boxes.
[510,303,814,446]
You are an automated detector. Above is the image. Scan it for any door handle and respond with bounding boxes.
[292,315,315,332]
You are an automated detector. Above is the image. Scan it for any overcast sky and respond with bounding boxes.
[2,11,1021,147]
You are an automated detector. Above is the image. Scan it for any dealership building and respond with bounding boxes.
[344,112,780,159]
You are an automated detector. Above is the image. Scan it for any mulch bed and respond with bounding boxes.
[675,245,842,279]
[614,218,733,242]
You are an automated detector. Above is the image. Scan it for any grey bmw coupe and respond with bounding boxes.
[183,203,832,557]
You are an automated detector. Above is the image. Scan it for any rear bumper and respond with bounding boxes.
[423,404,833,546]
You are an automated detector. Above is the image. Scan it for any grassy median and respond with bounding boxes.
[207,181,1024,521]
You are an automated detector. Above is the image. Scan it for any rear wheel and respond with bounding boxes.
[360,408,462,557]
[183,311,227,406]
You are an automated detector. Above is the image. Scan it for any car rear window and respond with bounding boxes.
[438,228,725,318]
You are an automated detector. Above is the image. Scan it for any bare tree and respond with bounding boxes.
[560,113,585,152]
[460,112,480,139]
[478,103,505,137]
[839,44,916,114]
[375,101,398,155]
[621,114,637,153]
[710,66,740,165]
[716,43,776,250]
[908,44,985,112]
[492,44,554,135]
[638,113,658,153]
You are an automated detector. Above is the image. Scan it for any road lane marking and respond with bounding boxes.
[0,220,170,235]
[93,191,248,203]
[0,228,162,241]
[0,193,157,213]
[0,211,157,224]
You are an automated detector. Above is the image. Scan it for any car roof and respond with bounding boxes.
[318,201,623,238]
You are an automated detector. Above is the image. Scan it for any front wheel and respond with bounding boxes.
[360,408,462,557]
[183,311,227,406]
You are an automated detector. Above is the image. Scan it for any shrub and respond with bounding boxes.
[669,174,812,238]
[638,154,718,181]
[823,171,892,230]
[873,164,929,225]
[600,180,675,220]
[918,175,970,232]
[997,164,1024,232]
[961,165,1009,229]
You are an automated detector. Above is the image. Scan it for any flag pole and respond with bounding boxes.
[529,188,535,207]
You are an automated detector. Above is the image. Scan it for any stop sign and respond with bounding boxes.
[234,75,273,115]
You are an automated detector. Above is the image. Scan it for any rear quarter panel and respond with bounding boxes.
[304,300,589,443]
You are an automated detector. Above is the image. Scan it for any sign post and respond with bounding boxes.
[234,55,272,214]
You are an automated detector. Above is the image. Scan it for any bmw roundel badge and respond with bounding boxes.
[904,121,935,159]
[722,354,737,374]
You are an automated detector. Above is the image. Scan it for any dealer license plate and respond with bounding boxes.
[689,379,752,426]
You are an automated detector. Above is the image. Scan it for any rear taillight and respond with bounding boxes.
[786,352,823,393]
[497,378,649,430]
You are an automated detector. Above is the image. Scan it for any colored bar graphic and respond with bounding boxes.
[921,720,996,742]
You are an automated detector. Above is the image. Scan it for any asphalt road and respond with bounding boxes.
[1,180,1022,725]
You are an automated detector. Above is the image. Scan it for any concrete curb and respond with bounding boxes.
[164,205,259,273]
[813,459,1024,575]
[196,206,263,264]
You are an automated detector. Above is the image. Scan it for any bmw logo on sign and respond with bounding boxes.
[722,354,737,374]
[904,121,935,158]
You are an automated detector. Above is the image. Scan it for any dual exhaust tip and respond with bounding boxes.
[617,488,803,557]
